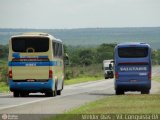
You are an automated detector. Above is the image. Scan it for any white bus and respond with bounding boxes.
[8,32,68,97]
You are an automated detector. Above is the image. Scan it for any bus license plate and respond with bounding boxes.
[27,79,35,82]
[130,80,138,82]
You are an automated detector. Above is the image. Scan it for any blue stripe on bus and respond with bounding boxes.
[12,53,20,58]
[9,79,54,92]
[8,61,59,66]
[38,56,48,58]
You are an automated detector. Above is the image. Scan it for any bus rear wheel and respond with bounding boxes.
[141,90,150,94]
[57,90,61,95]
[53,86,57,97]
[105,77,109,79]
[20,92,29,97]
[13,91,19,97]
[45,84,57,97]
[115,89,124,95]
[45,92,54,97]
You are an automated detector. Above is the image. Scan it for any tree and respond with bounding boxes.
[79,49,95,66]
[96,43,116,63]
[0,44,8,59]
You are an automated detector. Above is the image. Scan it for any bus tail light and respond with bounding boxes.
[49,70,53,79]
[148,72,151,80]
[9,70,13,79]
[115,72,119,80]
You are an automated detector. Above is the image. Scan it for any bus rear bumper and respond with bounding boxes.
[115,80,151,91]
[9,79,54,93]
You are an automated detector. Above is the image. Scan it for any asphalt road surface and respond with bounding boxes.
[0,66,159,118]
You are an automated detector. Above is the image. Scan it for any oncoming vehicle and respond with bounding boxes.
[114,42,151,95]
[103,60,114,79]
[8,32,68,97]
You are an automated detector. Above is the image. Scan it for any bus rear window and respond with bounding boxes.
[118,47,148,58]
[12,37,49,52]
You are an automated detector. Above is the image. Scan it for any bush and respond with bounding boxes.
[0,65,8,84]
[65,70,73,80]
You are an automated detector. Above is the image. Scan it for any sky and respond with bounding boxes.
[0,0,160,29]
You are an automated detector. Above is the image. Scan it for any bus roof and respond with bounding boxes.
[116,42,151,48]
[10,32,62,43]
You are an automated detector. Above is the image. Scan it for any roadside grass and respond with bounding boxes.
[64,64,104,85]
[0,82,9,93]
[64,76,103,85]
[46,75,160,120]
[0,60,8,93]
[68,95,160,114]
[153,76,160,82]
[45,95,160,120]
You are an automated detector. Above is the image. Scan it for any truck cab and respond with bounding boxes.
[103,60,114,79]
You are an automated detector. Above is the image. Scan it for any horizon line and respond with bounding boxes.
[0,26,160,30]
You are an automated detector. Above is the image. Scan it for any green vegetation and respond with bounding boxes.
[64,76,103,85]
[153,76,160,82]
[64,44,115,80]
[0,61,8,83]
[0,59,8,93]
[0,44,8,61]
[0,82,9,92]
[68,95,160,114]
[65,63,103,79]
[64,63,103,85]
[66,43,116,66]
[152,50,160,65]
[0,45,9,93]
[45,95,160,120]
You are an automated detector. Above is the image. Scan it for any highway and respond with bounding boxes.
[0,66,160,115]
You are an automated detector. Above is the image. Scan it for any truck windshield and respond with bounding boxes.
[12,37,49,52]
[118,47,148,58]
[105,67,109,70]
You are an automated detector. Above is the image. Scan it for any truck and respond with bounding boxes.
[103,60,114,79]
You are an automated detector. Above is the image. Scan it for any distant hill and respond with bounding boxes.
[0,27,160,49]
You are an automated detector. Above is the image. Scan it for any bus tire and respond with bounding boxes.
[62,80,64,90]
[115,89,124,95]
[141,90,150,94]
[53,85,57,97]
[20,92,29,97]
[45,92,53,97]
[105,77,108,79]
[45,83,57,97]
[111,74,114,78]
[13,91,19,97]
[57,90,61,95]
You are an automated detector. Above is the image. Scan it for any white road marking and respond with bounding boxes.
[0,97,52,110]
[0,79,113,110]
